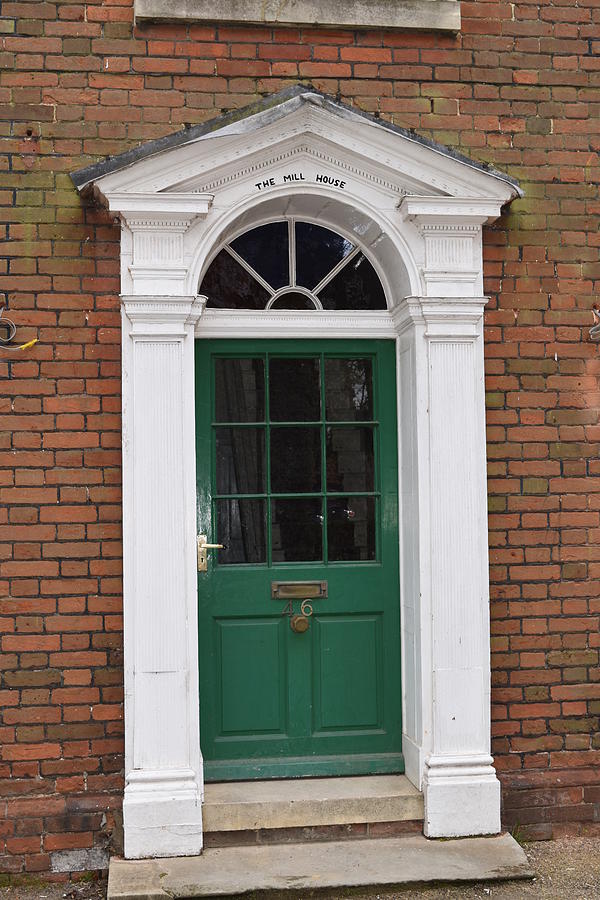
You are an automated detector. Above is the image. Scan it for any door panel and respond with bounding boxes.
[196,339,402,780]
[218,618,286,735]
[313,615,382,732]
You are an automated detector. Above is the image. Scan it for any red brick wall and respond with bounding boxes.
[1,0,599,874]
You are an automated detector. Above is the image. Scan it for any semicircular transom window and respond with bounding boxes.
[200,220,387,311]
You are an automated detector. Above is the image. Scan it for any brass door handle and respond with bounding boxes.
[290,614,310,634]
[197,534,224,571]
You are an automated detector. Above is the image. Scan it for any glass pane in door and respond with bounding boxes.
[213,352,380,565]
[326,426,374,493]
[216,498,266,564]
[215,357,265,422]
[327,496,375,561]
[215,427,265,495]
[270,427,321,493]
[269,357,320,421]
[271,498,323,562]
[325,358,373,421]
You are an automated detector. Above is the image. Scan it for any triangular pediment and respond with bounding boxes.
[72,85,521,207]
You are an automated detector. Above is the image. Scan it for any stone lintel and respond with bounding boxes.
[134,0,461,32]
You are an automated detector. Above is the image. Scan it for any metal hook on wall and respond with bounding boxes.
[0,303,38,351]
[0,305,17,345]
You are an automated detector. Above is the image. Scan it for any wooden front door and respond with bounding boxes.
[196,339,402,780]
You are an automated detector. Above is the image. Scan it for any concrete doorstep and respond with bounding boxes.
[202,775,423,833]
[107,832,533,899]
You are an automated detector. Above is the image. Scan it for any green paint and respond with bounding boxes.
[196,339,403,781]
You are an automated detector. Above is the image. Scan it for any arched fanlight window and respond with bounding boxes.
[200,220,387,311]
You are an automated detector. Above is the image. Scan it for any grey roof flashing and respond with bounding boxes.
[71,84,522,199]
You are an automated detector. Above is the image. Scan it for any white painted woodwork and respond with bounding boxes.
[121,296,205,858]
[422,298,499,836]
[79,92,519,856]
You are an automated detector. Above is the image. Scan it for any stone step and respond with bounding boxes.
[108,833,533,899]
[202,774,423,833]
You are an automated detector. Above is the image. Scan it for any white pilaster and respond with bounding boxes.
[396,181,502,838]
[422,296,499,837]
[108,193,212,859]
[121,288,207,858]
[395,294,500,838]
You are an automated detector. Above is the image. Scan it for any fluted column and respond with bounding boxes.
[120,295,206,858]
[395,294,499,837]
[423,297,499,836]
[395,195,502,837]
[106,193,214,859]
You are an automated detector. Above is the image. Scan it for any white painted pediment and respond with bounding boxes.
[72,86,521,301]
[75,88,520,208]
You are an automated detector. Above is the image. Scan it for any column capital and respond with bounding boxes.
[104,192,213,296]
[398,196,504,226]
[122,294,206,337]
[105,191,213,223]
[392,295,488,339]
[398,197,502,298]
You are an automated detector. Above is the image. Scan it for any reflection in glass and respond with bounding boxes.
[269,357,320,422]
[269,292,317,310]
[317,253,386,311]
[325,358,373,421]
[215,357,265,423]
[327,497,375,561]
[271,427,321,493]
[295,222,354,290]
[272,498,322,562]
[202,250,270,310]
[230,222,289,290]
[216,427,265,495]
[326,427,374,492]
[216,499,266,564]
[200,221,388,313]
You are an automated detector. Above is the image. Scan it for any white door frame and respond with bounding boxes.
[74,91,520,858]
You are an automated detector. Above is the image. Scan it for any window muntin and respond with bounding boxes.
[201,220,386,311]
[213,353,379,565]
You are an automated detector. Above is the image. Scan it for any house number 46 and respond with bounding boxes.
[282,599,313,633]
[281,599,313,618]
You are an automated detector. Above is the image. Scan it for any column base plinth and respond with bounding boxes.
[124,770,203,859]
[423,756,501,838]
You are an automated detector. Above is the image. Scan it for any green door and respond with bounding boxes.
[196,339,402,781]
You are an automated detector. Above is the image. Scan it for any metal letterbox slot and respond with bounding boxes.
[271,581,328,600]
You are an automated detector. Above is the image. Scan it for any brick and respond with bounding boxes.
[2,635,60,652]
[6,796,66,817]
[2,744,62,761]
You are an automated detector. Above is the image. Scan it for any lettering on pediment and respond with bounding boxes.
[254,172,347,191]
[194,145,405,196]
